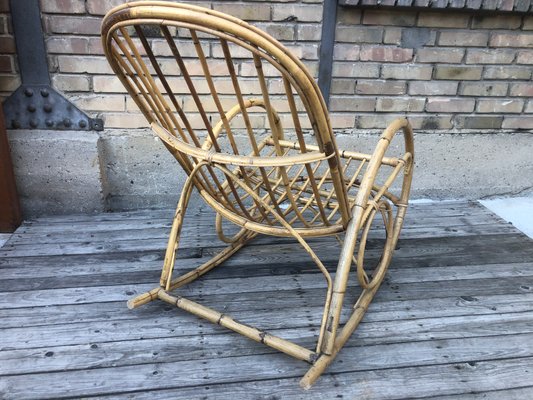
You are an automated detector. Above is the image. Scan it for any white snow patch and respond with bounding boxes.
[480,196,533,239]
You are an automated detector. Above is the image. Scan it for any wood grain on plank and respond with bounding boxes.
[1,201,533,399]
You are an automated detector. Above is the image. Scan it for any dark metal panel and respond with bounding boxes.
[9,0,50,86]
[340,0,532,12]
[318,0,338,109]
[2,0,103,131]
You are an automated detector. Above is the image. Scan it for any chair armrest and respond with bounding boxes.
[151,122,331,168]
[354,118,414,209]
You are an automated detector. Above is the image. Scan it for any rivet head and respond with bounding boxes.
[43,104,52,113]
[12,120,21,129]
[24,88,33,97]
[79,120,87,128]
[45,119,54,127]
[40,89,49,97]
[27,104,36,112]
[63,118,72,127]
[29,119,38,128]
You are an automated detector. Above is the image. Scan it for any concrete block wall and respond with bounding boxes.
[1,0,532,216]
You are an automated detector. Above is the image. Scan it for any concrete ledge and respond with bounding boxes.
[98,129,188,211]
[7,130,105,217]
[414,132,533,199]
[335,131,533,199]
[7,128,533,216]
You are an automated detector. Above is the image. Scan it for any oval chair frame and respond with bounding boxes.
[101,1,414,389]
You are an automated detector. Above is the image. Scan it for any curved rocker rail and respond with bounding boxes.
[102,1,414,389]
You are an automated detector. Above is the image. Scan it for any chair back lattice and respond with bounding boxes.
[102,2,352,234]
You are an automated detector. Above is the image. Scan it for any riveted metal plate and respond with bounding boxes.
[3,0,104,131]
[3,85,103,131]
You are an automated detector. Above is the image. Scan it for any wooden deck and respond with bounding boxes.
[1,201,533,399]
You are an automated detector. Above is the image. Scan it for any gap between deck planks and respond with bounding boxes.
[0,201,532,399]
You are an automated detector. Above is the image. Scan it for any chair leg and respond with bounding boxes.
[305,120,414,386]
[301,199,406,388]
[319,204,365,355]
[157,290,317,363]
[127,232,256,309]
[159,166,199,290]
[128,161,257,310]
[300,285,380,389]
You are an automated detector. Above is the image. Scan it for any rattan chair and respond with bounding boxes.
[101,1,414,388]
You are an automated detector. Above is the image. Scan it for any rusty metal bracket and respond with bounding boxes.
[2,0,103,131]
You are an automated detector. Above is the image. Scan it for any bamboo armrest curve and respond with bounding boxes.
[380,117,414,157]
[353,118,414,209]
[151,122,331,167]
[268,138,402,167]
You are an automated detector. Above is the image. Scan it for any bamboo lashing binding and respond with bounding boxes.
[101,1,414,388]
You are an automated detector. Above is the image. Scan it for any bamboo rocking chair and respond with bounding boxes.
[102,1,414,388]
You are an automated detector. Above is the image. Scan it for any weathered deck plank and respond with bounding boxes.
[1,272,532,312]
[2,354,533,399]
[0,201,532,399]
[2,291,533,330]
[3,305,533,351]
[2,233,532,279]
[3,328,533,376]
[2,252,533,292]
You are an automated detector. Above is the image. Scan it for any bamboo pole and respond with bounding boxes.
[158,290,317,362]
[300,286,380,389]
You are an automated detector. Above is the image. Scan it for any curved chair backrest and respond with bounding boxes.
[102,2,351,231]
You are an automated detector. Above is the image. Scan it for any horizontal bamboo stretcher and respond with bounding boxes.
[101,1,414,388]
